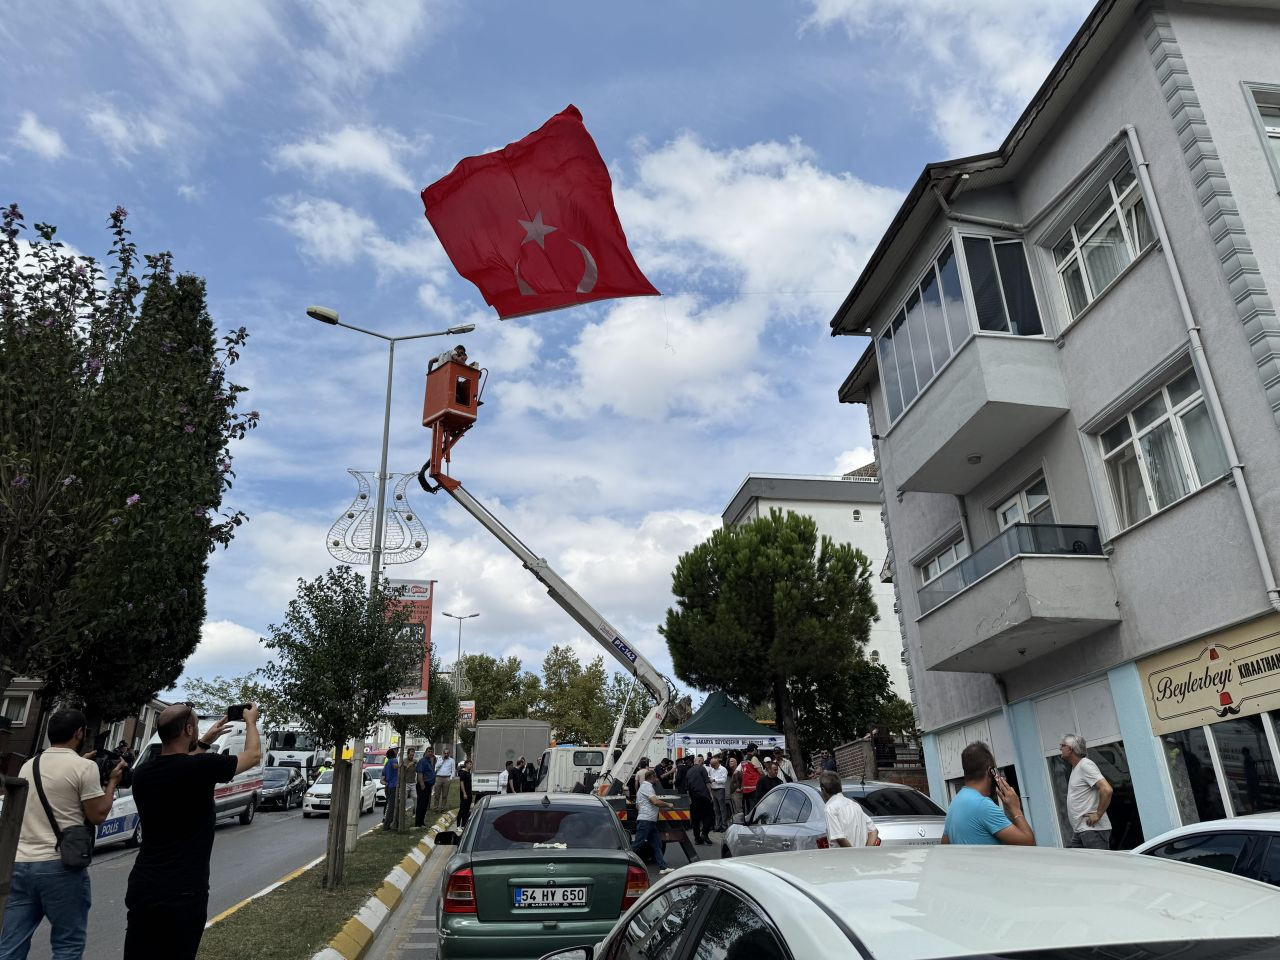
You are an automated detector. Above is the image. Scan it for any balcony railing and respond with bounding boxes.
[917,524,1104,616]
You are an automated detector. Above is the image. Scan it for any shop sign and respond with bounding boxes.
[1139,613,1280,735]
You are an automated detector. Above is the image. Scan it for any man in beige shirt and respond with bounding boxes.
[0,708,125,960]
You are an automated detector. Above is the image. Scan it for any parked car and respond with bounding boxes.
[260,765,307,811]
[722,779,944,858]
[94,788,140,850]
[303,768,377,818]
[1133,813,1280,886]
[435,792,649,960]
[534,846,1280,960]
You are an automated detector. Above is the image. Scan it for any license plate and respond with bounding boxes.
[314,801,329,808]
[513,886,588,908]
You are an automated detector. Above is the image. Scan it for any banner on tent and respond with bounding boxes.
[665,733,785,751]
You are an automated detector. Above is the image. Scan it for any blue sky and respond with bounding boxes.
[4,0,1091,699]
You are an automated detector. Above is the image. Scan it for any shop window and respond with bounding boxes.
[1210,714,1280,816]
[1047,740,1145,849]
[1165,726,1228,824]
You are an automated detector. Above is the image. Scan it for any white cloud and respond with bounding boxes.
[275,125,419,192]
[15,112,65,160]
[804,0,1093,156]
[833,446,874,475]
[180,620,269,681]
[618,134,899,311]
[300,0,449,93]
[85,102,171,161]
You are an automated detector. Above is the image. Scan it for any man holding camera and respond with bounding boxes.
[0,709,125,960]
[122,702,261,960]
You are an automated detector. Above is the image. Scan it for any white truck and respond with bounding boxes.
[264,724,326,776]
[470,719,551,795]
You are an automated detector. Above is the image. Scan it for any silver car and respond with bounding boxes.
[722,779,944,857]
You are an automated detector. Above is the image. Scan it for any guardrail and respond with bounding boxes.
[917,523,1104,616]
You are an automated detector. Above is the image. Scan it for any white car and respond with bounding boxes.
[303,769,377,818]
[536,846,1280,960]
[1133,813,1280,887]
[94,788,141,849]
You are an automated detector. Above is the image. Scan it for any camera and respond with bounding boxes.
[96,749,134,788]
[227,703,251,722]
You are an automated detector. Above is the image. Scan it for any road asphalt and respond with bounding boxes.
[368,828,726,960]
[23,802,383,960]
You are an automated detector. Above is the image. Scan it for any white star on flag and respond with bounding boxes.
[518,210,556,249]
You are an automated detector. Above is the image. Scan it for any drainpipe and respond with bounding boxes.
[1124,124,1280,613]
[930,184,1025,233]
[955,494,973,552]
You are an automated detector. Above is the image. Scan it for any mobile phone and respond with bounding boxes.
[227,704,250,721]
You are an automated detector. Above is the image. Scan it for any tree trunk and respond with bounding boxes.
[322,731,349,889]
[773,678,804,777]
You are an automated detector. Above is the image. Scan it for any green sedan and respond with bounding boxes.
[435,792,651,960]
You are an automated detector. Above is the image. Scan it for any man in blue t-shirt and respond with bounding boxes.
[942,742,1036,846]
[414,748,437,827]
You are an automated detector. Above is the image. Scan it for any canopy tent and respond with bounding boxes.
[664,692,784,752]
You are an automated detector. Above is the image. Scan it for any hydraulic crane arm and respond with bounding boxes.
[429,477,676,794]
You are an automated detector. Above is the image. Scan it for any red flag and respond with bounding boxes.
[422,105,659,320]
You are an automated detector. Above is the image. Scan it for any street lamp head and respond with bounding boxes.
[446,324,476,335]
[307,305,340,325]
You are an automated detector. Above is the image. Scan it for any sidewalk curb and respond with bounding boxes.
[310,810,456,960]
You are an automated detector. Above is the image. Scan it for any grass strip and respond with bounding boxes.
[196,815,448,960]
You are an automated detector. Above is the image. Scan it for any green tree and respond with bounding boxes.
[602,673,651,733]
[789,656,893,756]
[406,650,461,749]
[878,695,920,738]
[457,653,540,721]
[0,206,256,707]
[262,566,417,888]
[536,645,612,744]
[661,508,884,771]
[178,672,296,728]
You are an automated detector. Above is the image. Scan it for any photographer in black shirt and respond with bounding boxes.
[123,702,262,960]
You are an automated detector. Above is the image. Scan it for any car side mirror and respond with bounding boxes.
[434,830,459,846]
[538,949,593,960]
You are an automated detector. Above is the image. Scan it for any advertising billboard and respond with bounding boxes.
[385,579,435,716]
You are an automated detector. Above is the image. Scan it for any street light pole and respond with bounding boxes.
[309,306,474,847]
[442,611,478,761]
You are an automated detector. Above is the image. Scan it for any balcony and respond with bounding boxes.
[891,335,1068,495]
[917,524,1120,674]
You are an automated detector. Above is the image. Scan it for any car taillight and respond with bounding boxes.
[621,865,649,910]
[443,868,476,914]
[816,836,830,849]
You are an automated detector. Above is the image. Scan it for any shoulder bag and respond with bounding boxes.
[32,753,96,870]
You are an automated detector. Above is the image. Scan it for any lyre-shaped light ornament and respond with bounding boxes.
[326,470,429,564]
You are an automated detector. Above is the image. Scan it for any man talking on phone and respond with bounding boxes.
[123,702,262,960]
[941,742,1036,846]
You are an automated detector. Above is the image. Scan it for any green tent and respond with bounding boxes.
[665,692,784,752]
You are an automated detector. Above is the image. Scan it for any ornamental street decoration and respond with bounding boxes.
[326,470,429,565]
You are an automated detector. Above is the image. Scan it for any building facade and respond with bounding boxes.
[721,471,911,697]
[834,0,1280,847]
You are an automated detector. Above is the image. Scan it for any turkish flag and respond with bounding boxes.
[422,105,659,320]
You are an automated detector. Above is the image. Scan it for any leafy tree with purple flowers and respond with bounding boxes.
[0,205,258,725]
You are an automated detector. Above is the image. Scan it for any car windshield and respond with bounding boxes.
[473,806,620,852]
[314,772,333,785]
[949,941,1278,960]
[850,787,944,817]
[263,769,290,782]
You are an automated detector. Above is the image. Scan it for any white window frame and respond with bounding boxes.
[1051,159,1155,319]
[1,692,32,726]
[958,234,1044,337]
[1098,368,1228,531]
[995,474,1055,531]
[852,509,862,522]
[918,536,970,587]
[1243,82,1280,194]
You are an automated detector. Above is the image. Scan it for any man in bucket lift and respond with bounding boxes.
[427,344,474,374]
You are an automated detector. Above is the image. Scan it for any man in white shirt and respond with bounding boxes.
[433,749,456,810]
[0,708,125,960]
[707,754,729,831]
[819,771,878,848]
[773,748,797,783]
[629,770,674,874]
[1060,734,1113,849]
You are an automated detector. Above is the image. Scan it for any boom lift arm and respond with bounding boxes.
[418,359,676,796]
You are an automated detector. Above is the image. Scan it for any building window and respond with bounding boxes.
[918,536,970,586]
[1244,83,1280,189]
[1099,367,1229,529]
[960,236,1043,336]
[852,509,862,522]
[900,649,908,665]
[869,650,880,664]
[1165,712,1280,823]
[1052,159,1155,318]
[878,237,1043,423]
[996,475,1055,530]
[1,693,31,726]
